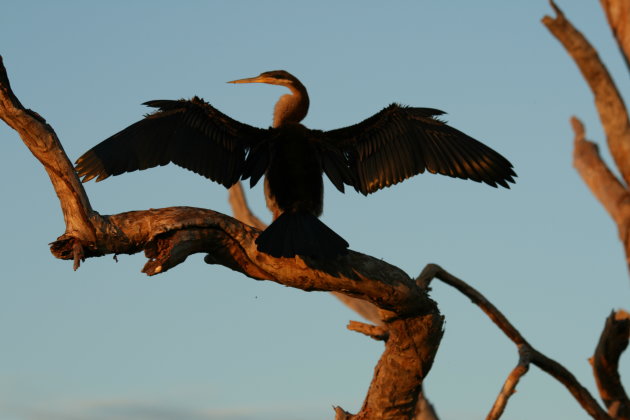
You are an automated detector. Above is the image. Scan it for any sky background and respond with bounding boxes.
[1,1,629,419]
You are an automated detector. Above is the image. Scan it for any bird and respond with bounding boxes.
[75,70,516,259]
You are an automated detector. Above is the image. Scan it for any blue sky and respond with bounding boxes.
[1,1,629,419]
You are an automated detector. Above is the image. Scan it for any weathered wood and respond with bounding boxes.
[228,180,385,325]
[486,346,531,420]
[0,56,96,249]
[591,310,630,420]
[352,313,444,420]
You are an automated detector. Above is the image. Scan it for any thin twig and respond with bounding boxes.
[543,1,630,186]
[486,345,531,420]
[418,263,612,420]
[347,320,389,341]
[228,182,267,230]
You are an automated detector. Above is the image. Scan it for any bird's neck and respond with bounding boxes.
[273,82,309,128]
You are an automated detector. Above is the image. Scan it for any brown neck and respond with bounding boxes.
[272,82,309,128]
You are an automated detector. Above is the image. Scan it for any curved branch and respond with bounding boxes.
[0,55,444,420]
[0,56,96,247]
[418,264,612,420]
[228,182,266,230]
[347,320,389,341]
[543,0,630,186]
[571,117,630,227]
[486,346,531,420]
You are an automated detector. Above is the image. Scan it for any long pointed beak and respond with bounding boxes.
[227,75,268,84]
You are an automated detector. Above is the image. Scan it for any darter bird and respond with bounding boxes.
[75,70,516,259]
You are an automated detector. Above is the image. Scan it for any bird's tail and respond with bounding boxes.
[256,212,349,259]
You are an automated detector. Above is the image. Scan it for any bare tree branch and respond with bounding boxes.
[541,5,630,419]
[591,310,630,420]
[486,346,531,420]
[347,320,389,341]
[228,182,266,230]
[571,117,630,227]
[226,178,384,325]
[418,264,613,420]
[334,406,352,420]
[570,117,630,271]
[224,129,447,419]
[543,1,630,275]
[543,0,630,187]
[0,56,96,252]
[0,55,445,420]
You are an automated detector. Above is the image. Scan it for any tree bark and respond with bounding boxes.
[591,310,630,420]
[228,181,384,325]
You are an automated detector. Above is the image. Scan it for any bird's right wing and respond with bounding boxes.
[323,104,516,195]
[75,97,268,188]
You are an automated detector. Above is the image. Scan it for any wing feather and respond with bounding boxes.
[75,97,268,188]
[324,104,516,195]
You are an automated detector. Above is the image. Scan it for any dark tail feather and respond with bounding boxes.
[256,212,349,259]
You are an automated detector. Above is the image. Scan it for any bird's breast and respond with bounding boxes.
[265,124,324,216]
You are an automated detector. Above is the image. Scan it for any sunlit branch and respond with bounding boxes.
[486,346,531,420]
[543,0,630,187]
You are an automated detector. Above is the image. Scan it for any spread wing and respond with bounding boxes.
[323,103,516,195]
[75,97,268,188]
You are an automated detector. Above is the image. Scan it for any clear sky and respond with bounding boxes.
[1,1,629,419]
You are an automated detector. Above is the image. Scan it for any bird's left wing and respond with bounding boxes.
[75,97,268,188]
[323,104,516,195]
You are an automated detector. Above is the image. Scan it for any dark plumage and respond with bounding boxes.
[75,70,516,259]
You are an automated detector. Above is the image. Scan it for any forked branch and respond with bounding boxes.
[418,264,612,420]
[486,346,531,420]
[543,0,630,186]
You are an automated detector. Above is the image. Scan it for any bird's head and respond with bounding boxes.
[228,70,301,88]
[228,70,309,127]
